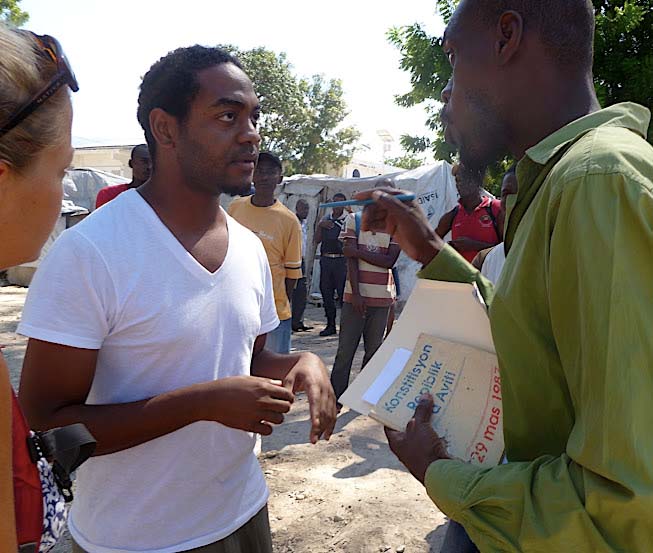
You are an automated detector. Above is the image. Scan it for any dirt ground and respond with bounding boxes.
[1,285,448,553]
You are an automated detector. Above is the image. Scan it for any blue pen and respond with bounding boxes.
[319,194,415,209]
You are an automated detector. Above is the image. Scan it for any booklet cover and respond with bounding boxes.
[339,279,504,467]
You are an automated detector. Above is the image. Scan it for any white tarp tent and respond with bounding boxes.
[63,168,126,211]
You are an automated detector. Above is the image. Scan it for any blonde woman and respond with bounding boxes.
[0,24,77,551]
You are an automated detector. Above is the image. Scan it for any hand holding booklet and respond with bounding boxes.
[339,279,504,467]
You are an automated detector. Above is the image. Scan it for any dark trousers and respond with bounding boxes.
[72,506,273,553]
[330,302,391,399]
[319,256,347,327]
[292,260,307,328]
[440,521,479,553]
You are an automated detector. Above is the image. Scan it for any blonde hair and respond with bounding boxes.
[0,24,70,171]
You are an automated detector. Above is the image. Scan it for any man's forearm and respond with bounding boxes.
[285,278,297,303]
[34,383,213,456]
[347,257,361,295]
[251,348,305,381]
[356,249,396,269]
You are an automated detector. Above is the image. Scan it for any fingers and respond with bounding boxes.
[282,374,296,394]
[413,394,435,424]
[384,426,402,453]
[266,381,295,403]
[263,397,293,414]
[304,380,320,444]
[355,188,418,234]
[321,389,337,441]
[373,190,418,215]
[353,187,407,200]
[304,377,338,444]
[384,426,400,440]
[253,421,274,436]
[261,411,285,425]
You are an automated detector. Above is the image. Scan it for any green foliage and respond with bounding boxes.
[389,0,653,188]
[387,22,455,164]
[385,153,428,170]
[222,45,360,175]
[0,0,28,26]
[593,0,653,141]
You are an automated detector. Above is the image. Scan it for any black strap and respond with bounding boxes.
[445,205,459,236]
[485,204,501,241]
[28,423,96,502]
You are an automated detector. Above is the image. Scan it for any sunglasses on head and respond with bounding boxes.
[0,31,78,139]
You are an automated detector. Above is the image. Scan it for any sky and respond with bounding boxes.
[22,0,446,161]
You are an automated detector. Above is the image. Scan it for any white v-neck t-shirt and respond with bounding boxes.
[18,190,280,553]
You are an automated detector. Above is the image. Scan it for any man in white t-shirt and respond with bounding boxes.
[17,45,336,553]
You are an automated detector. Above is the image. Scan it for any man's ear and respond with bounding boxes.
[276,174,283,185]
[495,10,523,65]
[149,108,179,152]
[128,159,133,169]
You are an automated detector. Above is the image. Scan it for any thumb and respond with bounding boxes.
[384,426,402,447]
[282,373,297,393]
[414,394,435,424]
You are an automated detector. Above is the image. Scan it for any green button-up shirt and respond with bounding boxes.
[419,103,653,552]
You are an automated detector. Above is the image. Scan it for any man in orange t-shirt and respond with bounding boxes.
[228,152,303,354]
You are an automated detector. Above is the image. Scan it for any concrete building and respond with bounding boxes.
[72,145,136,178]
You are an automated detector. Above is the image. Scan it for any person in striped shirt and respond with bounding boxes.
[329,211,400,408]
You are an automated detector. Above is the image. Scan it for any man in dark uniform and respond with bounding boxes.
[315,193,348,336]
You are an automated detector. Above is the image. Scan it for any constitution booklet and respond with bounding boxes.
[339,279,504,467]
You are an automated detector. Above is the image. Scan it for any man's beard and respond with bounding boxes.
[177,148,252,197]
[458,91,509,172]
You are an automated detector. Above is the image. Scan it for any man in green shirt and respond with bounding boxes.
[356,1,653,551]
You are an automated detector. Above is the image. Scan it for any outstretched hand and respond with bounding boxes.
[283,353,337,444]
[384,394,451,484]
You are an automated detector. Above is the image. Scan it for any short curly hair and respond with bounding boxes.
[459,0,595,70]
[137,45,242,159]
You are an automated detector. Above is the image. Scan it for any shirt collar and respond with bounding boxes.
[458,195,491,211]
[525,102,651,165]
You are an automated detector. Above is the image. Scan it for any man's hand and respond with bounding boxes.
[354,187,445,266]
[385,394,451,484]
[449,237,476,252]
[282,353,337,444]
[351,293,366,316]
[202,375,294,436]
[319,219,335,230]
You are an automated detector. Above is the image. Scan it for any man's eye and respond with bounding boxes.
[446,50,455,66]
[218,112,236,122]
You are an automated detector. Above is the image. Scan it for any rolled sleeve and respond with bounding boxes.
[284,217,303,279]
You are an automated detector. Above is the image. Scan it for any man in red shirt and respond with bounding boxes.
[435,163,501,262]
[95,144,151,208]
